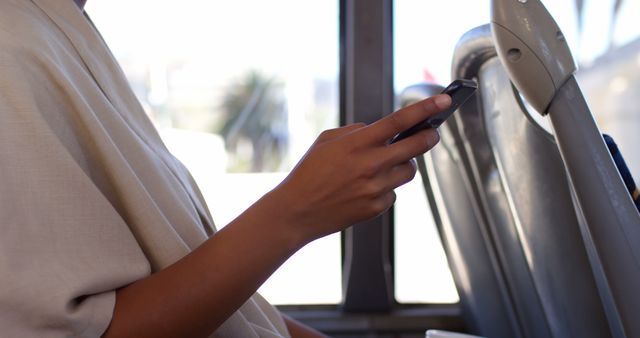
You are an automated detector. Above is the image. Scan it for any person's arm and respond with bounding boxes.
[102,94,451,338]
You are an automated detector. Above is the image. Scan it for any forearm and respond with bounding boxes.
[103,192,302,338]
[101,94,450,337]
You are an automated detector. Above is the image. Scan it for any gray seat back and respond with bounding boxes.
[404,82,521,338]
[414,25,612,338]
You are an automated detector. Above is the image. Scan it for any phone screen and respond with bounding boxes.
[389,79,477,144]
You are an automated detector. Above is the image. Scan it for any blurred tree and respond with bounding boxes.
[218,70,289,172]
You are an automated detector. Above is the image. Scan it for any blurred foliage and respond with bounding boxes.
[218,70,289,172]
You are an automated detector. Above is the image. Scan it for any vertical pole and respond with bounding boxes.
[340,0,395,312]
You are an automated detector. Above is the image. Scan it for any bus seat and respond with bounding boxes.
[405,82,521,338]
[491,0,640,335]
[413,24,614,338]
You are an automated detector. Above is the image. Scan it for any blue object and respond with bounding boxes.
[603,134,640,212]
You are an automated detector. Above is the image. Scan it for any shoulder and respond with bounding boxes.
[0,1,65,66]
[0,0,83,107]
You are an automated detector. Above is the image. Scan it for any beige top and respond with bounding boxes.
[0,1,289,337]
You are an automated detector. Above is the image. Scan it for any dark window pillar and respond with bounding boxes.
[340,0,395,312]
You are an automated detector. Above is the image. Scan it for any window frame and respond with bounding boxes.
[279,0,465,336]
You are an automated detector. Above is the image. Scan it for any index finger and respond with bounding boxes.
[360,94,452,144]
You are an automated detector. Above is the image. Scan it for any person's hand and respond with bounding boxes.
[101,94,450,338]
[266,94,452,245]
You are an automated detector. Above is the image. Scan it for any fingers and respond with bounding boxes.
[316,123,366,143]
[371,191,397,216]
[365,160,416,205]
[359,94,451,145]
[367,161,415,214]
[385,128,440,165]
[385,160,417,189]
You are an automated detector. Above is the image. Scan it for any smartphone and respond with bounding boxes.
[389,79,478,144]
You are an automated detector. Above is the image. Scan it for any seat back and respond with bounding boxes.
[414,25,613,338]
[405,82,521,338]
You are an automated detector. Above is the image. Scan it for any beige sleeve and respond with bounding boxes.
[0,47,150,337]
[252,293,291,337]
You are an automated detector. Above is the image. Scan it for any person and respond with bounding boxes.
[0,0,451,337]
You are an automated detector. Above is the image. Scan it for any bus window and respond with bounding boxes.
[85,0,341,306]
[393,0,491,304]
[577,0,640,178]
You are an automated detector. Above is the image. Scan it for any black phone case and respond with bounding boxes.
[390,79,477,144]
